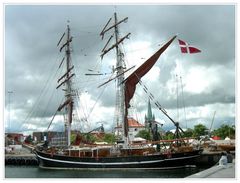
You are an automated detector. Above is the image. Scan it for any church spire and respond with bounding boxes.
[147,99,153,120]
[145,99,155,126]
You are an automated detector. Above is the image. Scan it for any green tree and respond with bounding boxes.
[164,131,174,140]
[136,129,151,140]
[70,134,77,144]
[193,124,208,137]
[183,128,194,138]
[84,133,97,143]
[212,124,235,139]
[103,133,116,144]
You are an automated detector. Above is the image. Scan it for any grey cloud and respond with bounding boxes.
[5,5,235,133]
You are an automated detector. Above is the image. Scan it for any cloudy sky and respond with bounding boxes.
[4,4,236,135]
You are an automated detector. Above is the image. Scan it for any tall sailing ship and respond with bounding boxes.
[35,13,203,169]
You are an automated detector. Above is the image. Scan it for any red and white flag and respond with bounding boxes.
[178,39,201,54]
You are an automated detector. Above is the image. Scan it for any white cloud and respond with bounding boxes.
[73,92,115,132]
[125,40,153,67]
[183,66,221,94]
[144,66,161,82]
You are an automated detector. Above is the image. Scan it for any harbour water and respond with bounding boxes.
[5,165,207,178]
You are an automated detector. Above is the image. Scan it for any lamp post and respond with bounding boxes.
[7,91,13,133]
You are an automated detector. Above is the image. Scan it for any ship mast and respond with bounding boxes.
[65,24,73,147]
[113,12,128,146]
[57,22,75,147]
[100,12,130,146]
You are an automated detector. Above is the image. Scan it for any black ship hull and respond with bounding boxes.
[35,149,202,169]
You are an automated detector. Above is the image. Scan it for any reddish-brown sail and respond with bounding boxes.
[123,35,177,136]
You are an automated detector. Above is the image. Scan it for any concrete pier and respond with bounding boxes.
[5,145,38,166]
[186,160,235,178]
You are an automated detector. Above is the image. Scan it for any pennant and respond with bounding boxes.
[178,39,201,54]
[123,35,177,137]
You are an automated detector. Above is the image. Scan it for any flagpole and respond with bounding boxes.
[177,46,187,129]
[177,38,201,129]
[180,75,187,129]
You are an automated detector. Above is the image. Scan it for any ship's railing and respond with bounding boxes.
[50,137,67,147]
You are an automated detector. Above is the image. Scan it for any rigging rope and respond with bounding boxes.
[21,55,62,131]
[47,97,65,131]
[137,78,186,140]
[86,72,115,120]
[74,91,88,130]
[41,85,62,127]
[138,79,168,115]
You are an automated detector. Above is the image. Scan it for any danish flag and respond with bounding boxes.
[178,39,201,54]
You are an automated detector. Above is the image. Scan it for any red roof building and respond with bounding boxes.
[114,117,145,141]
[212,136,221,140]
[128,118,145,128]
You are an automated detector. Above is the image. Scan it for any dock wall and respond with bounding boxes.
[5,154,39,166]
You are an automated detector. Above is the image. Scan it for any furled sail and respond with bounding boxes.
[123,35,177,136]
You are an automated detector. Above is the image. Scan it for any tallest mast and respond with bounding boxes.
[100,12,130,146]
[113,12,128,146]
